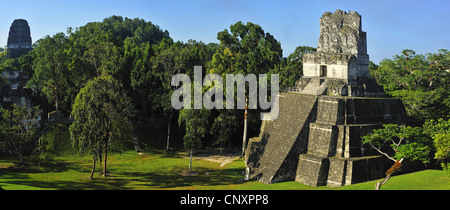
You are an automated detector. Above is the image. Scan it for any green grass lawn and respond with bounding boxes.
[0,150,448,190]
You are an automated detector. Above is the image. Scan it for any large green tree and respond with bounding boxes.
[210,109,238,155]
[28,33,71,112]
[0,104,42,164]
[423,118,450,175]
[27,16,171,115]
[210,21,283,76]
[271,45,316,89]
[178,106,211,173]
[177,79,212,173]
[70,76,134,179]
[372,49,450,120]
[151,39,212,150]
[207,21,283,150]
[67,16,170,88]
[362,124,432,190]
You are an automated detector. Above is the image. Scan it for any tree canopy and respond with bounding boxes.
[372,49,450,120]
[27,16,171,114]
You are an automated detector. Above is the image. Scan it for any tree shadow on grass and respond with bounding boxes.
[119,167,244,189]
[0,157,132,190]
[0,176,129,190]
[150,149,184,159]
[0,167,135,190]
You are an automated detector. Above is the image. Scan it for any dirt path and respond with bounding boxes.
[181,149,242,167]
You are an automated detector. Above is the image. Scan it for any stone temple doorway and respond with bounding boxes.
[320,65,327,77]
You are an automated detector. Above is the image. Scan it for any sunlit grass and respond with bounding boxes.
[0,150,448,190]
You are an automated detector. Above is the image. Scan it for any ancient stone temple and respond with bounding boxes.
[7,19,32,58]
[1,19,33,108]
[245,10,407,187]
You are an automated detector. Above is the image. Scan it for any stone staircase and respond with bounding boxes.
[299,78,329,95]
[245,92,318,184]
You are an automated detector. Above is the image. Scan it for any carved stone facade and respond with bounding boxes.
[299,10,382,97]
[245,10,409,187]
[303,10,369,81]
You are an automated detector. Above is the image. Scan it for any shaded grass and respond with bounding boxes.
[0,150,448,190]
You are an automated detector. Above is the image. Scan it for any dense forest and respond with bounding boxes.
[0,16,449,174]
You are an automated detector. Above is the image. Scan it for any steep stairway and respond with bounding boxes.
[255,92,318,183]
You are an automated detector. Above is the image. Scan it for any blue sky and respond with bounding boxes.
[0,0,448,64]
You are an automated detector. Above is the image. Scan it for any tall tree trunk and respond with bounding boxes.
[189,149,193,173]
[89,155,96,180]
[19,154,24,165]
[375,158,404,190]
[98,147,102,168]
[166,110,172,151]
[103,138,109,177]
[242,97,248,157]
[54,87,59,112]
[375,175,391,190]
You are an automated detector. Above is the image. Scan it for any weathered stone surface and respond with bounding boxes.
[7,19,32,58]
[296,154,329,187]
[245,93,318,183]
[315,96,346,124]
[315,96,407,125]
[296,77,384,97]
[307,123,338,157]
[343,156,386,185]
[317,10,366,55]
[326,156,386,187]
[326,157,347,187]
[343,97,407,124]
[335,124,381,158]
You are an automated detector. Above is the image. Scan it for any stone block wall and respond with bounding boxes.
[307,123,338,157]
[326,156,386,187]
[296,154,330,186]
